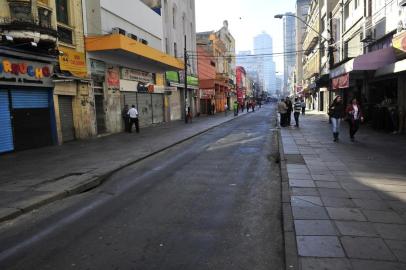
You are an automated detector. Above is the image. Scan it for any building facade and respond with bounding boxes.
[196,21,236,114]
[283,12,296,95]
[295,0,310,99]
[161,0,199,119]
[0,0,95,154]
[83,0,183,135]
[254,32,277,94]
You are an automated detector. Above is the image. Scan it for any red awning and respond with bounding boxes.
[332,73,349,90]
[353,47,396,70]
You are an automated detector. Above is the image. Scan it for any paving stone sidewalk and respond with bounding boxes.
[0,110,249,222]
[281,111,406,270]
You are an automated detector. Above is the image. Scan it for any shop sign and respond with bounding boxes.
[166,71,179,83]
[332,73,349,90]
[153,85,165,94]
[58,47,87,78]
[179,73,199,86]
[0,57,53,87]
[392,30,406,57]
[121,67,153,84]
[106,66,120,89]
[200,89,214,99]
[164,86,177,92]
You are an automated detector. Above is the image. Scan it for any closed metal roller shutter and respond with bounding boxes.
[122,92,137,108]
[11,89,52,151]
[170,90,181,121]
[152,94,164,124]
[11,89,49,108]
[95,95,106,134]
[0,90,14,153]
[59,96,75,142]
[137,93,153,128]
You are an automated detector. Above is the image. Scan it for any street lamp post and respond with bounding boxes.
[274,13,329,42]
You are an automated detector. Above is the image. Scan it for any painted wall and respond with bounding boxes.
[197,46,216,81]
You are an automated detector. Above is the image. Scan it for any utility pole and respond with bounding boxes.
[184,35,188,124]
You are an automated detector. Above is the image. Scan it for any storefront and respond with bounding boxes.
[120,67,165,128]
[371,30,406,133]
[0,50,56,154]
[85,34,183,133]
[199,89,215,114]
[54,46,95,143]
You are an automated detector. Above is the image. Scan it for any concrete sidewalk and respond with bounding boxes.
[280,111,406,270]
[0,110,249,223]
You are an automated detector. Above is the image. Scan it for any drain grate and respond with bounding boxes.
[285,154,305,165]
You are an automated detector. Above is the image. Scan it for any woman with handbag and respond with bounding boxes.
[346,98,364,142]
[329,96,345,142]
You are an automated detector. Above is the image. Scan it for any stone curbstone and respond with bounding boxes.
[277,128,299,270]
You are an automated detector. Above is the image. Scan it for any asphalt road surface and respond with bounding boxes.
[0,105,284,270]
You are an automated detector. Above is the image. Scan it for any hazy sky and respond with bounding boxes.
[195,0,296,74]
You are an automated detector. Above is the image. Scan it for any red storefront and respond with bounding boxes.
[236,66,246,104]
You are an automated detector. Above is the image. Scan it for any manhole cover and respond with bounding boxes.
[285,154,305,165]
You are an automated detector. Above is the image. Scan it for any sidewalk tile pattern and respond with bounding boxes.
[282,112,406,269]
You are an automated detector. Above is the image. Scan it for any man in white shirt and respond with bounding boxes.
[127,105,139,133]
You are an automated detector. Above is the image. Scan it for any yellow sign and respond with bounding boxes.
[58,47,87,77]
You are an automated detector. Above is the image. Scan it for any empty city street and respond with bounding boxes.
[0,106,284,270]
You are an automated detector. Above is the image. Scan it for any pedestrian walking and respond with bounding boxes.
[252,100,256,112]
[328,95,345,142]
[128,105,140,133]
[277,99,288,127]
[233,101,238,116]
[122,104,130,132]
[224,103,228,116]
[346,97,364,142]
[211,102,216,115]
[187,106,193,123]
[293,98,302,127]
[285,97,293,126]
[301,98,306,115]
[246,101,249,113]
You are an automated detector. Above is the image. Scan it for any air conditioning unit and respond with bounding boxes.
[112,27,126,35]
[126,33,138,41]
[361,19,373,43]
[140,38,148,45]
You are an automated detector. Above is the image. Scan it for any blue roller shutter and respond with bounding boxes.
[0,90,14,153]
[11,89,49,108]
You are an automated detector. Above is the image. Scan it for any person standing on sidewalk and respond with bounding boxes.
[224,103,228,116]
[278,99,288,127]
[346,97,364,142]
[293,98,302,127]
[285,97,293,126]
[122,104,130,132]
[233,101,238,116]
[128,105,140,133]
[301,98,306,115]
[328,96,344,142]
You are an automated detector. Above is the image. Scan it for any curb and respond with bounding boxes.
[0,112,251,224]
[277,128,299,270]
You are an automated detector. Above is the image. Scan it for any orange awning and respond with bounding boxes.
[85,34,184,72]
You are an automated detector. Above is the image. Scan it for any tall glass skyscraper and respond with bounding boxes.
[253,32,276,94]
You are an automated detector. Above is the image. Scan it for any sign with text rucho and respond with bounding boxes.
[58,47,87,77]
[0,57,53,87]
[121,67,153,84]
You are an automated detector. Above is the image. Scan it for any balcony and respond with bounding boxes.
[0,1,58,48]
